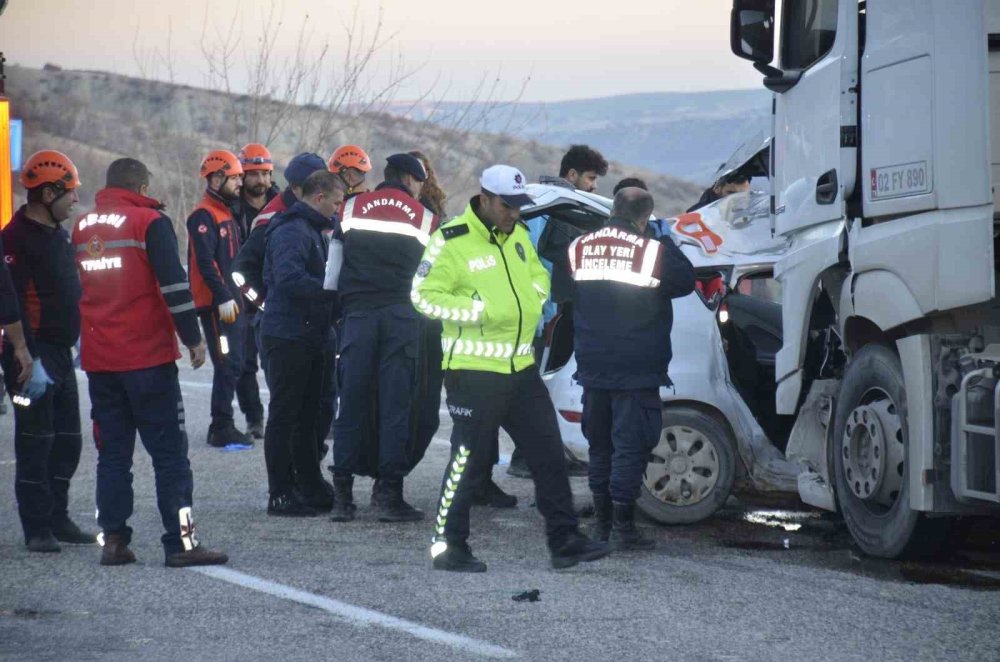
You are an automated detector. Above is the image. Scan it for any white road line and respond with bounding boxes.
[190,566,518,659]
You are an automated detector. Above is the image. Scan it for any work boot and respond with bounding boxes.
[267,492,319,517]
[26,531,61,554]
[300,488,334,514]
[52,516,99,545]
[247,420,265,440]
[207,422,252,448]
[472,479,518,508]
[563,446,589,477]
[610,502,655,551]
[373,477,424,522]
[329,476,357,522]
[100,533,136,566]
[432,542,487,573]
[591,493,613,543]
[165,545,229,568]
[506,453,532,478]
[550,530,611,569]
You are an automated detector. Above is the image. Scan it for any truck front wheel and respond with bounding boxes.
[832,344,951,558]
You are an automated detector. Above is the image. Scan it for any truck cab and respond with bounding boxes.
[731,0,1000,558]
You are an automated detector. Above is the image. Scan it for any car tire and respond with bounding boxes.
[637,406,737,525]
[832,343,952,559]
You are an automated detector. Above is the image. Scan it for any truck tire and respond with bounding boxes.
[638,406,737,525]
[832,344,951,559]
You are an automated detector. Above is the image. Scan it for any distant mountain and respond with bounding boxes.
[386,89,772,184]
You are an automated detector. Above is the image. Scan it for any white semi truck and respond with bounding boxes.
[729,0,1000,557]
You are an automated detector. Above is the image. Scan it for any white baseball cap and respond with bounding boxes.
[480,164,534,208]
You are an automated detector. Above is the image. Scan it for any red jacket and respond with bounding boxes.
[187,192,241,310]
[73,188,200,372]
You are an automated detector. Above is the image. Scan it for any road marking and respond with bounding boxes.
[190,566,518,659]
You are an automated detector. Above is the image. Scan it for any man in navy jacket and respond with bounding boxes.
[569,187,695,551]
[260,171,345,517]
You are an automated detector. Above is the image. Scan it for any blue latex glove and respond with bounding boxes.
[21,358,54,400]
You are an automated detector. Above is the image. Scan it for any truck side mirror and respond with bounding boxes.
[730,0,775,64]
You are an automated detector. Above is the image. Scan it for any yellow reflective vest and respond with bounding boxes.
[411,201,549,374]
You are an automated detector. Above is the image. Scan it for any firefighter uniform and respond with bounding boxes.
[74,182,227,566]
[331,176,436,513]
[1,205,85,547]
[187,190,247,444]
[568,218,695,547]
[413,165,610,571]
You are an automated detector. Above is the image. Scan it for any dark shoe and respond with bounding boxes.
[610,503,655,551]
[432,542,487,573]
[52,517,98,545]
[329,476,357,522]
[100,534,136,566]
[267,492,319,517]
[592,493,613,543]
[506,454,532,479]
[247,420,265,440]
[564,447,589,477]
[472,479,518,508]
[550,530,611,569]
[208,423,253,448]
[374,478,424,522]
[300,489,334,513]
[165,545,229,568]
[26,532,61,553]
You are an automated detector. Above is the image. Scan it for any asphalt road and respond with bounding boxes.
[2,363,1000,661]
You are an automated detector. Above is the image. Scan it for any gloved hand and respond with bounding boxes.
[21,358,54,400]
[217,299,239,324]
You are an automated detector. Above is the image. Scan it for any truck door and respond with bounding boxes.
[771,0,857,236]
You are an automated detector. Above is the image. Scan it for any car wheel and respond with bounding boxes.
[638,406,737,525]
[832,343,952,559]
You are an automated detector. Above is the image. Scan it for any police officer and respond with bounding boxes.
[1,150,96,553]
[233,143,280,440]
[187,150,250,448]
[568,187,695,549]
[330,153,434,523]
[261,171,345,516]
[413,164,610,572]
[74,157,227,567]
[328,144,373,198]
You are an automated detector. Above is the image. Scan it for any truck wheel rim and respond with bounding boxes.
[644,425,721,507]
[841,392,905,512]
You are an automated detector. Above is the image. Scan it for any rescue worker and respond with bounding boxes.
[261,170,345,516]
[74,157,227,567]
[413,164,611,572]
[187,150,251,447]
[330,153,435,523]
[0,232,34,396]
[1,150,96,553]
[328,144,372,198]
[569,187,695,549]
[233,143,279,440]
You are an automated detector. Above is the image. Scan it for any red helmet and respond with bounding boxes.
[20,150,81,190]
[328,145,372,174]
[200,150,244,179]
[238,143,274,172]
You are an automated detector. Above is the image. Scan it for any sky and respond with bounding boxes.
[0,0,760,103]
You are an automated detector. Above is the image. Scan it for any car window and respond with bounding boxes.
[781,0,838,71]
[737,272,782,304]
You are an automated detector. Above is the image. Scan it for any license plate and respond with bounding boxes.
[870,161,931,201]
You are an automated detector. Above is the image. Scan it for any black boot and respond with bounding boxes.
[207,422,252,448]
[432,542,487,573]
[246,420,265,440]
[165,545,229,568]
[550,529,611,569]
[591,493,613,543]
[52,516,99,545]
[329,477,357,522]
[267,492,319,517]
[26,531,61,554]
[374,477,424,522]
[610,502,655,551]
[471,479,518,508]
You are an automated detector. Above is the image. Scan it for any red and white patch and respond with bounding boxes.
[219,228,228,238]
[197,224,209,234]
[3,254,14,265]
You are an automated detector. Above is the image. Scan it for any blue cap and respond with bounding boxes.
[283,152,326,186]
[386,153,427,182]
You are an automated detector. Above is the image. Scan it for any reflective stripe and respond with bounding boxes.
[432,445,471,545]
[75,239,146,252]
[444,340,531,359]
[168,301,196,313]
[573,268,661,288]
[639,239,661,280]
[341,217,431,246]
[160,282,189,294]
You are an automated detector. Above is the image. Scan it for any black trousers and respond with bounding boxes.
[434,368,577,551]
[236,311,264,426]
[262,335,326,497]
[2,342,81,541]
[199,309,245,429]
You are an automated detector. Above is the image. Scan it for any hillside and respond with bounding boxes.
[387,89,772,184]
[5,66,704,243]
